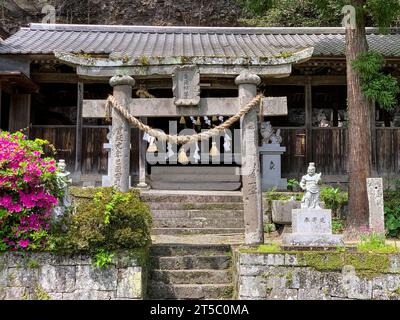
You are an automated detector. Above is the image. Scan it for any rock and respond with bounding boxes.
[38,265,76,293]
[75,266,117,291]
[271,199,300,224]
[116,267,143,299]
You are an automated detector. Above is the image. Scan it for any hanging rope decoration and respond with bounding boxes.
[105,94,263,145]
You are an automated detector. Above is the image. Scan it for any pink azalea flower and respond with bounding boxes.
[18,239,30,248]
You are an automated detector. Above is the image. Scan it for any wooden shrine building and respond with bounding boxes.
[1,24,400,188]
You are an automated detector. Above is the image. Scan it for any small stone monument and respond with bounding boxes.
[259,122,287,191]
[52,159,72,222]
[282,163,343,247]
[366,178,385,234]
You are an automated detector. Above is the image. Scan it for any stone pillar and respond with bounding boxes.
[109,75,135,192]
[235,71,264,245]
[137,117,148,188]
[366,178,385,234]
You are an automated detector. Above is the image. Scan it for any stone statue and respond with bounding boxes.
[300,162,322,209]
[52,159,72,222]
[261,122,283,145]
[270,128,282,144]
[260,121,274,144]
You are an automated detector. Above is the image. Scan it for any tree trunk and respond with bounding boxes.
[345,0,371,229]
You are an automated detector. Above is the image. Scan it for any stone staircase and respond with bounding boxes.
[147,244,234,300]
[141,190,244,235]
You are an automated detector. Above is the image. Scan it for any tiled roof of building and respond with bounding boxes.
[1,23,400,58]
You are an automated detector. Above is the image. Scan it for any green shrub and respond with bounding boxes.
[50,187,152,252]
[320,186,348,217]
[384,190,400,238]
[357,233,398,253]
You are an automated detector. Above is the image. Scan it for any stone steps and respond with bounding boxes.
[151,227,244,235]
[148,202,243,210]
[150,255,232,270]
[147,244,234,300]
[153,217,244,229]
[147,283,233,300]
[150,270,232,284]
[150,244,231,256]
[141,192,243,203]
[152,209,244,219]
[142,191,245,236]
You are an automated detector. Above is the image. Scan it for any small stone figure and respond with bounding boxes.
[300,162,322,209]
[270,128,282,144]
[261,122,282,145]
[260,121,274,144]
[52,159,72,222]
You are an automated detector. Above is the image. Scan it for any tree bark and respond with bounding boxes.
[345,0,371,229]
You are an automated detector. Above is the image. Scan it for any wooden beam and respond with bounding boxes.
[75,82,84,173]
[82,97,288,118]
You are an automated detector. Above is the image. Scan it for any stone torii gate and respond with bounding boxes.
[56,49,313,245]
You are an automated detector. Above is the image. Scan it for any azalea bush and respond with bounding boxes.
[0,131,62,251]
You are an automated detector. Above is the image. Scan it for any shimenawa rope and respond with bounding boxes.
[106,94,263,145]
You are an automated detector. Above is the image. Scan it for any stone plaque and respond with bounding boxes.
[292,209,332,234]
[172,65,200,106]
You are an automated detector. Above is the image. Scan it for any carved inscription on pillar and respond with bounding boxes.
[172,65,200,106]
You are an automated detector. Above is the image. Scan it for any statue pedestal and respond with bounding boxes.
[282,209,343,247]
[259,144,287,191]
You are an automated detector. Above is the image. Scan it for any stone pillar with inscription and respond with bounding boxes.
[109,75,135,192]
[366,178,385,234]
[235,71,264,245]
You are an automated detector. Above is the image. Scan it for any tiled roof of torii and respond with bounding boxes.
[1,23,400,59]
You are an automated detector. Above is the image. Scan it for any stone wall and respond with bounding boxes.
[0,251,147,300]
[237,251,400,300]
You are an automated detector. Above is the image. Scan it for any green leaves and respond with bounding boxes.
[94,249,114,269]
[366,0,400,33]
[352,51,400,110]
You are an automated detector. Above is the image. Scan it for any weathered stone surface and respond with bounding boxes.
[298,288,329,300]
[237,252,400,300]
[3,287,28,300]
[7,268,38,287]
[266,254,285,266]
[76,265,117,291]
[271,199,300,224]
[0,252,145,300]
[62,290,115,300]
[116,267,142,299]
[109,75,134,192]
[367,178,385,234]
[268,288,298,300]
[240,253,265,266]
[239,276,266,298]
[172,65,200,106]
[260,144,287,191]
[38,265,76,293]
[282,233,344,247]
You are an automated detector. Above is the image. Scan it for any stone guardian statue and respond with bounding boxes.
[299,162,322,209]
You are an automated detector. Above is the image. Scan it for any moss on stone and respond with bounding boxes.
[33,284,51,300]
[27,259,39,269]
[240,243,281,254]
[298,251,392,279]
[285,271,293,287]
[138,56,150,65]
